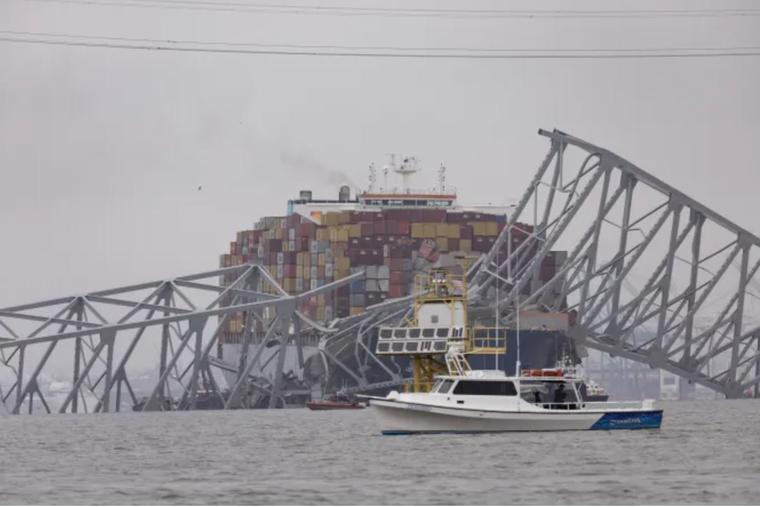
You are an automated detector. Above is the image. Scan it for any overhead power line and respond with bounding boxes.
[21,0,760,19]
[2,31,760,58]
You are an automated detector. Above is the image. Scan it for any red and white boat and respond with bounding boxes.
[306,395,366,410]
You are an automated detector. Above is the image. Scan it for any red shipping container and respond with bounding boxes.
[389,284,404,298]
[299,222,316,237]
[373,221,387,235]
[360,223,374,236]
[398,221,410,235]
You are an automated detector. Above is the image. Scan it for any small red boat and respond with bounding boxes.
[306,396,366,410]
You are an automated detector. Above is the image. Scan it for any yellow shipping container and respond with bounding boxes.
[471,222,486,236]
[447,223,461,239]
[460,239,472,251]
[229,318,244,333]
[348,224,362,237]
[316,228,329,241]
[325,213,340,226]
[332,243,347,257]
[436,237,448,251]
[296,265,303,278]
[411,223,425,238]
[336,257,350,271]
[318,253,326,266]
[435,223,448,237]
[338,210,352,224]
[423,224,437,238]
[350,306,365,316]
[485,221,499,236]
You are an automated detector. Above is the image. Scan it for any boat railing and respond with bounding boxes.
[529,400,651,411]
[531,402,583,410]
[583,400,653,410]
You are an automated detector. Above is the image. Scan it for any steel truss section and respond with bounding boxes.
[3,129,759,413]
[0,264,362,414]
[469,129,760,398]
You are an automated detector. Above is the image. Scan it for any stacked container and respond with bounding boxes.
[218,207,555,343]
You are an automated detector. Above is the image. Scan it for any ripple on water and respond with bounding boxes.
[1,400,760,504]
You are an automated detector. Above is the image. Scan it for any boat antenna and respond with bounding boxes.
[495,230,499,372]
[507,217,521,377]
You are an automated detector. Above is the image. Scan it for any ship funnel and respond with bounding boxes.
[299,190,313,202]
[338,185,351,202]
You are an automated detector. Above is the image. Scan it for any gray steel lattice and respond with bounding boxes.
[2,128,759,415]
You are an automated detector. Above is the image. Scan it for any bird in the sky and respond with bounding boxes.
[198,185,203,191]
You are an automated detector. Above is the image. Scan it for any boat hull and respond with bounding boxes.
[370,399,662,434]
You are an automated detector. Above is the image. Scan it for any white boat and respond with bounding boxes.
[365,368,662,434]
[365,268,663,434]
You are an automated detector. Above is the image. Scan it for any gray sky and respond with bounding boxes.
[1,0,759,309]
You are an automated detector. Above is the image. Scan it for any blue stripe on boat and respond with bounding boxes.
[590,410,663,430]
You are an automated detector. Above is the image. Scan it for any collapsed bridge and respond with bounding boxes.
[1,129,759,414]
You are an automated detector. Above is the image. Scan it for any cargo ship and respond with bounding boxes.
[217,157,578,406]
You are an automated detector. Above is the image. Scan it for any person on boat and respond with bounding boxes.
[554,383,567,406]
[533,390,542,403]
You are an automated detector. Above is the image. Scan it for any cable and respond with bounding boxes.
[3,33,760,58]
[20,0,760,19]
[5,30,760,54]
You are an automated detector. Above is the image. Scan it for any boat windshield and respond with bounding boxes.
[431,379,454,393]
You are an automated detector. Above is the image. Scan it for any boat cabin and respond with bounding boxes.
[429,374,583,410]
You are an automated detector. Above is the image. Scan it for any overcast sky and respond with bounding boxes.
[1,0,759,309]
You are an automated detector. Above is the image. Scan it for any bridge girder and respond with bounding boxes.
[0,264,361,414]
[3,128,759,414]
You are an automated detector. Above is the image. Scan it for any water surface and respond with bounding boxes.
[1,400,759,504]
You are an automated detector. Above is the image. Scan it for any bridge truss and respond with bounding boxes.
[2,128,759,415]
[0,264,360,414]
[468,129,760,398]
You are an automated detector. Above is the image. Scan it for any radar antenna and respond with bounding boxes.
[395,156,419,194]
[438,163,447,193]
[368,163,377,192]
